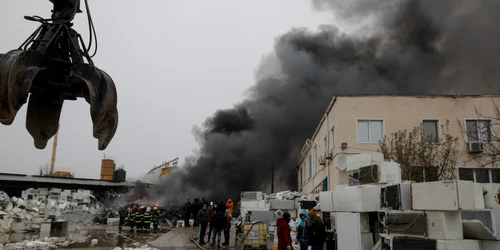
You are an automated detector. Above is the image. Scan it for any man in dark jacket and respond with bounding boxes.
[277,212,292,250]
[207,202,216,241]
[296,211,309,250]
[197,204,209,245]
[183,199,192,227]
[192,198,202,227]
[210,211,226,248]
[306,210,326,250]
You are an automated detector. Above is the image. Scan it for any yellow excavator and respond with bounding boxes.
[0,0,118,150]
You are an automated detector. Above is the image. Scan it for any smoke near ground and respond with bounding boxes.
[127,0,500,205]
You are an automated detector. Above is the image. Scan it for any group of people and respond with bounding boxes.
[184,198,235,249]
[277,210,326,250]
[118,204,160,233]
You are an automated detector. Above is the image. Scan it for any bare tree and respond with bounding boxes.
[468,97,500,168]
[379,119,461,181]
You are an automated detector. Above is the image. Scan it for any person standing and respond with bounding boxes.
[183,199,192,227]
[296,211,309,250]
[306,210,326,250]
[193,198,202,227]
[134,206,143,233]
[152,207,160,233]
[210,211,226,248]
[222,209,232,245]
[128,206,136,233]
[226,199,234,215]
[118,205,127,231]
[143,207,153,233]
[277,212,292,250]
[207,202,216,241]
[197,204,210,245]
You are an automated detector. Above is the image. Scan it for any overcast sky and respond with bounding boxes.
[0,0,333,179]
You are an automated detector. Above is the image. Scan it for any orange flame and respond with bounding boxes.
[155,201,160,207]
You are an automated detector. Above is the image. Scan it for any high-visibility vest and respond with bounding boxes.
[134,212,143,223]
[143,212,152,223]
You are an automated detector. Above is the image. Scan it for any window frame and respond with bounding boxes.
[330,126,335,150]
[356,119,385,144]
[323,136,328,153]
[464,118,494,143]
[421,119,440,144]
[308,154,312,179]
[298,166,302,185]
[458,167,499,183]
[313,144,318,173]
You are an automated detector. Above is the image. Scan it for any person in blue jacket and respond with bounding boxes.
[296,211,309,250]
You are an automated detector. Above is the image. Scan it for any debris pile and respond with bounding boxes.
[0,236,71,249]
[113,246,159,250]
[0,188,102,233]
[266,191,310,201]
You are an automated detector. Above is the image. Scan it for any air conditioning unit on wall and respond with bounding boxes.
[468,141,484,153]
[358,162,402,185]
[319,156,326,166]
[325,152,333,160]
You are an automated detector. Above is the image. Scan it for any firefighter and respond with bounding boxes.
[118,205,127,231]
[152,207,160,233]
[129,206,137,233]
[134,206,144,233]
[143,207,153,233]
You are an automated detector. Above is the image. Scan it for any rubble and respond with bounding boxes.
[0,188,102,234]
[266,190,310,201]
[0,236,72,250]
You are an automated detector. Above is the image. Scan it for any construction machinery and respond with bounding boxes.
[147,157,179,179]
[0,0,118,150]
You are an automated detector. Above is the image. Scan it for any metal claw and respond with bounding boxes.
[0,50,45,125]
[75,65,118,150]
[1,0,119,150]
[26,94,63,149]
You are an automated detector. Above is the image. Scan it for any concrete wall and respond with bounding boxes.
[297,95,500,194]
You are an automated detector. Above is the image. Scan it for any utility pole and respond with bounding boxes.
[271,162,276,194]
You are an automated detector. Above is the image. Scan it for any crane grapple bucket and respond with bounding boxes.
[0,50,46,126]
[0,0,119,150]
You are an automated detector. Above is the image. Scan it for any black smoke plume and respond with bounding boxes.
[128,0,500,205]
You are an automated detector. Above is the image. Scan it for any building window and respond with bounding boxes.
[492,169,500,183]
[422,120,439,143]
[311,177,329,194]
[308,154,312,179]
[330,126,335,149]
[358,120,383,143]
[458,167,500,184]
[466,119,492,142]
[324,136,328,152]
[298,167,301,185]
[313,145,318,173]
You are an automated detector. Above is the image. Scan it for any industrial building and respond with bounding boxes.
[295,95,500,194]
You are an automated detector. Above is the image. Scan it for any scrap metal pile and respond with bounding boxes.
[0,188,102,234]
[266,190,312,201]
[0,0,118,150]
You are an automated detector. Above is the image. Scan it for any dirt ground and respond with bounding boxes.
[1,225,241,250]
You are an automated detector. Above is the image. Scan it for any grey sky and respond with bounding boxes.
[0,0,331,179]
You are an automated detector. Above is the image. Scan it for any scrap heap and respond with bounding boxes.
[0,188,102,233]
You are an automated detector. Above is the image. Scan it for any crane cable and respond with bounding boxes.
[83,0,98,58]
